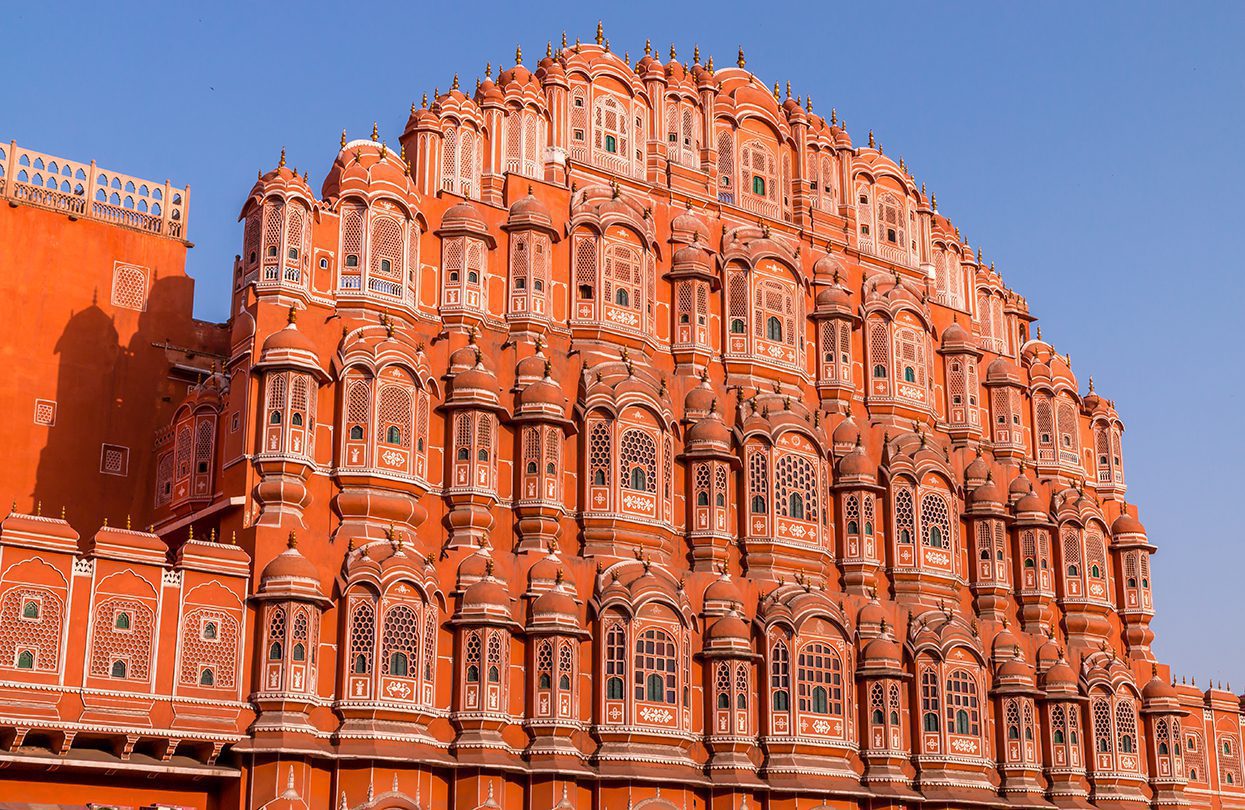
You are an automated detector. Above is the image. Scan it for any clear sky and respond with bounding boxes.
[4,1,1242,682]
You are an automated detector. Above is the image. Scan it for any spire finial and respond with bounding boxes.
[288,530,297,549]
[561,31,567,49]
[737,46,746,68]
[707,55,714,72]
[371,122,379,142]
[287,304,297,325]
[1088,376,1095,394]
[644,38,652,57]
[786,80,792,99]
[278,147,286,168]
[806,95,812,112]
[422,92,428,108]
[546,41,552,58]
[515,44,522,64]
[772,82,780,100]
[485,61,492,79]
[669,43,676,61]
[451,74,459,90]
[868,130,875,148]
[694,44,700,64]
[595,21,604,46]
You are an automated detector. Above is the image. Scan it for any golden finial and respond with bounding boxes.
[546,41,552,58]
[410,100,416,115]
[644,38,652,57]
[421,92,428,108]
[693,44,700,64]
[103,516,108,527]
[278,147,286,168]
[371,122,379,141]
[603,38,610,52]
[451,74,459,90]
[806,95,812,112]
[868,130,875,148]
[595,20,604,46]
[126,514,131,530]
[737,46,746,68]
[188,524,193,541]
[209,527,216,542]
[230,531,236,545]
[669,43,676,61]
[288,530,297,549]
[931,193,937,210]
[379,142,387,159]
[1088,376,1095,394]
[36,500,41,516]
[623,51,629,67]
[287,304,297,325]
[485,62,492,79]
[772,82,780,100]
[561,31,567,49]
[786,81,792,99]
[515,44,522,64]
[340,129,348,147]
[707,55,714,72]
[385,316,395,339]
[1036,325,1042,340]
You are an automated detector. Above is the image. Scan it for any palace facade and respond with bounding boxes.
[0,27,1241,810]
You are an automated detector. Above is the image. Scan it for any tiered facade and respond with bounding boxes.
[0,30,1242,810]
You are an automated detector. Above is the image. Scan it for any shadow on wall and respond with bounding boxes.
[32,275,197,534]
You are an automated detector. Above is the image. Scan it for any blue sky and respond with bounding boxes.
[4,1,1242,682]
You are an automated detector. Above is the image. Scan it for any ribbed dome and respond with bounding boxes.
[940,321,975,351]
[1142,673,1179,702]
[707,614,751,644]
[862,635,901,666]
[684,377,717,415]
[517,377,562,408]
[441,199,488,232]
[703,573,743,606]
[837,439,874,479]
[321,140,418,204]
[260,535,320,591]
[261,321,318,356]
[1015,490,1045,515]
[530,586,577,621]
[463,577,510,611]
[686,413,731,447]
[1041,659,1078,691]
[970,476,1003,507]
[1112,511,1146,536]
[832,415,861,447]
[986,356,1023,385]
[964,451,990,485]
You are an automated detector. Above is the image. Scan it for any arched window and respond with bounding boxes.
[945,669,980,735]
[634,628,677,704]
[920,668,941,731]
[114,612,131,630]
[22,601,39,620]
[789,492,805,520]
[110,660,127,678]
[767,315,783,341]
[797,642,843,716]
[199,668,215,686]
[16,650,34,669]
[605,622,626,700]
[619,428,657,494]
[771,639,791,711]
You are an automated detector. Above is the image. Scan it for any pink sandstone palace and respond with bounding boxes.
[0,26,1239,810]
